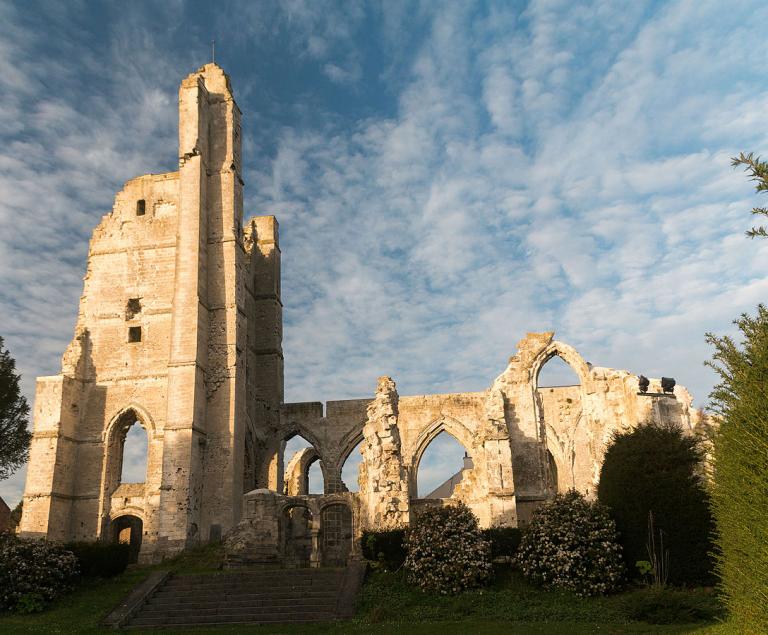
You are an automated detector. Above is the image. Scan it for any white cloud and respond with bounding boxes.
[3,1,768,509]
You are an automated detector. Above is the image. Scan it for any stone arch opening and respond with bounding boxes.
[283,434,325,495]
[120,422,148,484]
[320,502,353,567]
[112,514,143,564]
[340,439,364,493]
[534,350,587,496]
[281,504,313,568]
[414,430,472,499]
[537,354,581,387]
[103,407,153,501]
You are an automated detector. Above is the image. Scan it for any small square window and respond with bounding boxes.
[136,200,146,216]
[126,298,141,319]
[128,326,142,343]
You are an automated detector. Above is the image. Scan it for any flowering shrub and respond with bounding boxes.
[0,533,79,613]
[516,490,624,597]
[405,503,492,594]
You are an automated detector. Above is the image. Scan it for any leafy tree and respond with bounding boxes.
[706,305,768,632]
[731,152,768,238]
[0,336,31,481]
[597,422,715,586]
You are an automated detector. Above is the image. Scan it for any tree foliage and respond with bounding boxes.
[0,336,31,481]
[597,422,715,586]
[732,152,768,238]
[706,305,768,632]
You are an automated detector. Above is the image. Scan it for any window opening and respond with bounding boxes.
[537,355,580,387]
[136,200,146,216]
[128,326,142,343]
[120,421,148,484]
[340,440,364,492]
[126,298,142,320]
[416,431,470,498]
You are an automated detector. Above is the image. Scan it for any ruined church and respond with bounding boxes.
[19,64,710,565]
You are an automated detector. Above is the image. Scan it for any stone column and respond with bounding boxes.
[358,377,409,529]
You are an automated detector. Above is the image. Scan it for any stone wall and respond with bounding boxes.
[20,62,714,564]
[279,332,713,532]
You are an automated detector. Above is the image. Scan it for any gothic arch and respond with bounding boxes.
[408,416,478,500]
[98,405,156,537]
[280,423,326,461]
[284,446,322,495]
[280,429,329,494]
[530,341,591,390]
[339,429,365,467]
[409,416,476,469]
[103,403,158,442]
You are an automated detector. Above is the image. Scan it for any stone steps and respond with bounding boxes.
[123,566,361,629]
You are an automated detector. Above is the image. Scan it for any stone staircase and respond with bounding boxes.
[121,566,362,629]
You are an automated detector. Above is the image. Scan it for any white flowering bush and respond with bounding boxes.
[516,490,624,597]
[0,533,79,613]
[405,503,492,595]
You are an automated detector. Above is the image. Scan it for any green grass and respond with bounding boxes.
[0,554,734,634]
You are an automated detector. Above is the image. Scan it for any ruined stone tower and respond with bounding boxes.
[19,64,283,560]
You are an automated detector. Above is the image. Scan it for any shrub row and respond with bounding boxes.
[64,541,131,579]
[0,533,79,613]
[361,525,522,570]
[0,533,130,614]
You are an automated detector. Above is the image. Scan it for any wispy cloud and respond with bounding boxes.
[2,0,767,507]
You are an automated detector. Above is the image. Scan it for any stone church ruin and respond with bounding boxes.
[19,64,711,565]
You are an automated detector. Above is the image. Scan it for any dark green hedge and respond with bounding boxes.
[707,304,768,631]
[361,525,522,570]
[64,542,131,578]
[361,529,406,570]
[597,422,715,586]
[481,527,522,560]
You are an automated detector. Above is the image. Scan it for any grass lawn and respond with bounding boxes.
[0,548,734,634]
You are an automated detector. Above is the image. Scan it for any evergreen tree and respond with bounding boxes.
[706,306,768,632]
[0,336,31,481]
[597,422,715,586]
[732,152,768,238]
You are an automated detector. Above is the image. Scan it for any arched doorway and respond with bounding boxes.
[282,505,313,568]
[112,514,143,564]
[320,503,353,567]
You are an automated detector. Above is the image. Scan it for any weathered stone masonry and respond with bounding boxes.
[20,64,712,565]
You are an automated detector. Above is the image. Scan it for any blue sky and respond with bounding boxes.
[2,0,768,507]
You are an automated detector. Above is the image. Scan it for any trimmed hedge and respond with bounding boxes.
[361,525,522,570]
[361,529,406,570]
[64,542,131,578]
[597,421,715,586]
[482,527,522,560]
[707,304,768,631]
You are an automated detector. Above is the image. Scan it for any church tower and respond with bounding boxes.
[19,64,283,561]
